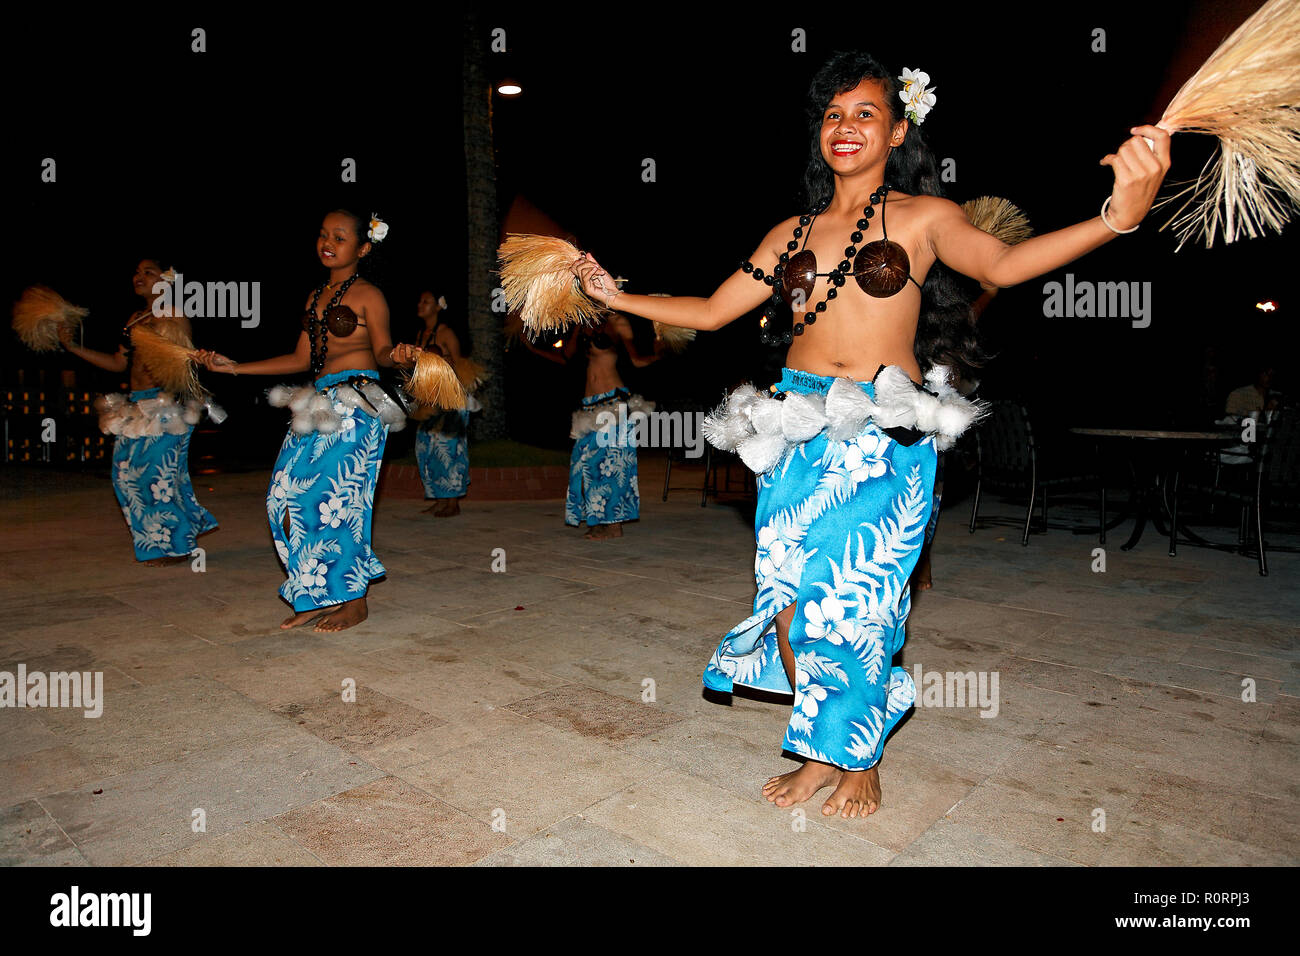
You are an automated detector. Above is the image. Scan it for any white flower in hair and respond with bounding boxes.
[159,268,178,284]
[368,213,389,243]
[897,67,937,125]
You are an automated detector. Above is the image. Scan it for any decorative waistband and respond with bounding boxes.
[703,364,985,474]
[269,373,405,435]
[315,368,379,391]
[96,391,226,438]
[571,392,655,440]
[581,387,631,408]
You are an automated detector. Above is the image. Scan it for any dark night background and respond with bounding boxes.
[3,2,1294,472]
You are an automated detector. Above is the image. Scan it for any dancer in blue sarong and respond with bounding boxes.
[200,209,420,632]
[59,258,218,565]
[573,51,1171,816]
[412,291,476,517]
[525,312,660,540]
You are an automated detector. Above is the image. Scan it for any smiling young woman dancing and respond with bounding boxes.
[573,51,1170,820]
[199,210,419,633]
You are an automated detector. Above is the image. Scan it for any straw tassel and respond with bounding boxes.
[404,350,467,410]
[11,286,89,352]
[1154,0,1300,248]
[961,196,1034,244]
[498,233,604,335]
[130,324,201,396]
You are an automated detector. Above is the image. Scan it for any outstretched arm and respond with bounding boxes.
[59,323,128,373]
[932,125,1172,294]
[571,218,798,332]
[198,332,312,375]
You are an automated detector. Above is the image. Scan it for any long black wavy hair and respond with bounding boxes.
[802,51,986,377]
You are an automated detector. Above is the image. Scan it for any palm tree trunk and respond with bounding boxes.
[462,12,506,439]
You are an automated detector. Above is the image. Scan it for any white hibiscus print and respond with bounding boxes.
[756,524,788,578]
[794,669,828,718]
[299,557,329,589]
[805,595,854,645]
[270,469,292,501]
[845,435,888,482]
[588,491,607,516]
[319,495,346,528]
[150,476,174,503]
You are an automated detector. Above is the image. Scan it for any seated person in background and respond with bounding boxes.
[1225,364,1279,416]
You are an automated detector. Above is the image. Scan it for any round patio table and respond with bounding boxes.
[1069,427,1239,555]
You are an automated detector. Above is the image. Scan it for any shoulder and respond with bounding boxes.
[347,277,388,313]
[436,323,459,344]
[766,214,803,239]
[899,193,963,223]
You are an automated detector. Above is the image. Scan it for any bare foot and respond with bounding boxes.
[762,760,841,808]
[280,609,328,630]
[314,597,368,632]
[821,765,883,818]
[436,498,460,517]
[421,503,439,514]
[584,523,623,540]
[144,555,190,567]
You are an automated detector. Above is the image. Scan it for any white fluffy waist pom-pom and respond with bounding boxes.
[311,408,341,433]
[924,364,956,398]
[288,387,315,413]
[334,386,363,409]
[824,378,877,441]
[726,384,763,419]
[290,409,315,435]
[702,406,754,451]
[267,385,294,408]
[780,391,828,442]
[181,404,202,426]
[747,396,784,437]
[935,397,985,441]
[737,432,790,474]
[913,392,943,434]
[872,366,922,429]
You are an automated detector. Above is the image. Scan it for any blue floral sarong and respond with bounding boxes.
[109,388,217,562]
[565,387,640,527]
[415,409,470,498]
[703,368,937,771]
[267,369,388,611]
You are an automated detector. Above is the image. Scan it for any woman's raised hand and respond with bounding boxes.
[1099,125,1172,231]
[572,252,619,306]
[195,349,238,373]
[391,343,421,367]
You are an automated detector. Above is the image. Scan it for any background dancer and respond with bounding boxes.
[58,259,217,566]
[199,210,419,632]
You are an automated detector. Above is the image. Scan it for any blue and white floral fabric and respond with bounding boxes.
[703,368,938,771]
[266,369,388,612]
[416,408,470,498]
[565,387,644,527]
[105,387,218,562]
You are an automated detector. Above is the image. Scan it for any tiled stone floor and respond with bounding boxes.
[1,463,1296,866]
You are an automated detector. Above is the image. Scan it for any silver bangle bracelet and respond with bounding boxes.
[1100,196,1139,235]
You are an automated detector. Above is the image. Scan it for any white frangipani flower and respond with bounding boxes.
[897,67,937,124]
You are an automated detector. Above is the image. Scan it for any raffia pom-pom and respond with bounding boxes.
[652,322,696,353]
[453,356,488,390]
[12,285,89,352]
[404,351,466,410]
[961,196,1033,244]
[1154,0,1300,248]
[498,233,604,335]
[131,325,200,396]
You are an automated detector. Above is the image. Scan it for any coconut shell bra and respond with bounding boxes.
[743,185,922,346]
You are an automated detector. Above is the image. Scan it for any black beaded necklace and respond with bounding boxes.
[306,274,360,376]
[743,185,892,346]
